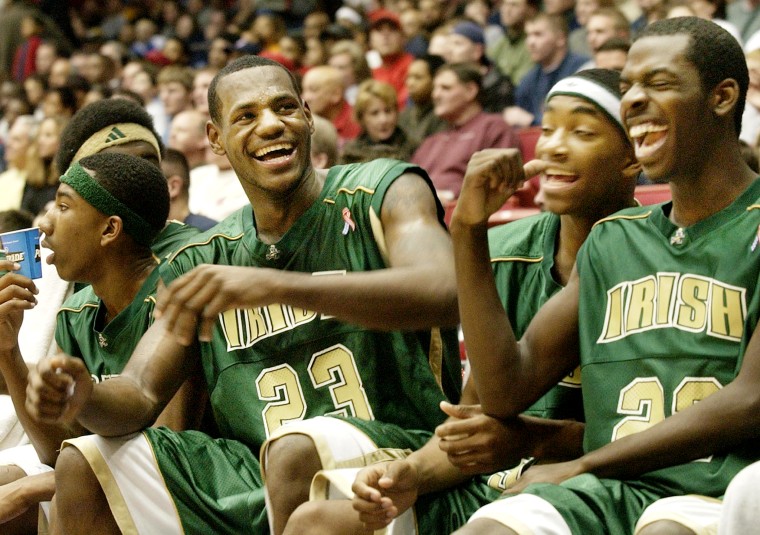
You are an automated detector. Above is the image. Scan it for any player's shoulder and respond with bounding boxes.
[58,285,99,316]
[592,204,655,229]
[166,207,248,265]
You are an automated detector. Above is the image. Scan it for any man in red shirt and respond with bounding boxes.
[368,9,415,111]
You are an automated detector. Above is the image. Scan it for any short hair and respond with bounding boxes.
[417,53,446,77]
[436,62,483,99]
[329,40,373,83]
[596,36,631,54]
[208,55,301,125]
[0,209,34,233]
[636,17,748,135]
[157,65,194,91]
[57,98,164,173]
[526,13,569,37]
[310,114,338,167]
[77,152,169,241]
[161,148,190,191]
[354,80,398,124]
[590,7,631,36]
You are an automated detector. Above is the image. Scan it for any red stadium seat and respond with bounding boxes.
[634,184,672,205]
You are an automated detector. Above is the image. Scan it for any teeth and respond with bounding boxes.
[254,143,292,158]
[628,123,667,139]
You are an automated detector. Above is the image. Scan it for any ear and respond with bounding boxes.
[712,78,740,121]
[304,101,314,134]
[166,174,183,200]
[207,120,226,156]
[101,215,122,247]
[465,81,479,102]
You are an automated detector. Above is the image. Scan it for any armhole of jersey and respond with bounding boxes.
[369,208,390,266]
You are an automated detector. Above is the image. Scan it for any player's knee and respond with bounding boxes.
[266,434,322,489]
[54,446,96,496]
[283,501,332,535]
[454,518,519,535]
[637,520,697,535]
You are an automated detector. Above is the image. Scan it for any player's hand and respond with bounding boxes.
[26,354,93,424]
[506,459,584,494]
[155,264,277,346]
[436,401,530,475]
[0,473,52,523]
[351,460,420,530]
[452,150,549,227]
[0,262,37,353]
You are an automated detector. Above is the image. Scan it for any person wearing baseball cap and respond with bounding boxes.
[448,20,516,114]
[368,8,414,109]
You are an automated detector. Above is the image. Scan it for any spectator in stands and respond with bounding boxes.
[504,13,589,127]
[161,148,217,231]
[594,36,630,71]
[12,13,44,83]
[157,65,194,143]
[368,9,415,110]
[310,114,338,169]
[46,57,71,89]
[412,62,520,201]
[301,65,361,149]
[192,67,218,117]
[328,39,373,106]
[206,35,233,71]
[0,115,37,211]
[21,114,67,218]
[33,41,58,81]
[40,86,76,119]
[342,79,416,163]
[582,7,631,67]
[398,53,448,147]
[168,109,208,170]
[446,20,515,113]
[487,0,540,86]
[742,48,760,146]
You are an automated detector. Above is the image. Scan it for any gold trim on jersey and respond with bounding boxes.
[334,186,376,197]
[746,204,760,211]
[57,303,99,314]
[322,199,335,205]
[167,232,245,264]
[593,211,652,228]
[491,255,544,264]
[369,208,390,265]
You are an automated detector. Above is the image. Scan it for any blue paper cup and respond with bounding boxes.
[0,227,42,279]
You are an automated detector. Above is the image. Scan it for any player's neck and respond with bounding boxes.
[554,215,596,286]
[253,167,326,244]
[669,150,757,228]
[91,256,157,325]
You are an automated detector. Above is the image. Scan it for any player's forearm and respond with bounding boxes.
[270,267,459,330]
[407,434,472,496]
[77,376,159,437]
[0,348,76,465]
[578,378,760,479]
[8,472,56,508]
[449,221,525,419]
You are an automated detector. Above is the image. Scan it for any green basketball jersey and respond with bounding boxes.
[489,212,583,421]
[576,178,760,496]
[160,158,462,452]
[55,267,161,382]
[151,220,201,262]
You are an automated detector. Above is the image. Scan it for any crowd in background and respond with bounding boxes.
[2,0,759,225]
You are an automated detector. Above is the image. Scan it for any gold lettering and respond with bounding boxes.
[709,284,745,340]
[600,285,625,341]
[626,278,656,332]
[655,273,677,326]
[677,277,709,330]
